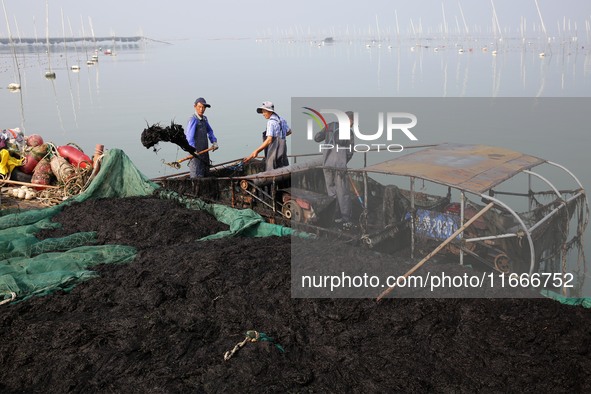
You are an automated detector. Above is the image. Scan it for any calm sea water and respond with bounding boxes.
[2,37,590,178]
[1,36,590,292]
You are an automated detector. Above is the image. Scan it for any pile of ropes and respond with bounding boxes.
[35,143,99,206]
[35,167,95,206]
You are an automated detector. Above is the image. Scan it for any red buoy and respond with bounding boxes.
[57,145,92,169]
[21,154,40,174]
[31,158,53,190]
[26,134,44,147]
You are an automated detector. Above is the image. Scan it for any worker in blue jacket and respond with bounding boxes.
[185,97,218,178]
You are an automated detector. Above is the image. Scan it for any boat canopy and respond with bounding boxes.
[361,143,546,194]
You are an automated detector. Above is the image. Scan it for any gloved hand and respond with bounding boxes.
[212,142,219,151]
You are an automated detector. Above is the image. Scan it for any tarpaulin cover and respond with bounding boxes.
[155,189,306,239]
[541,290,591,309]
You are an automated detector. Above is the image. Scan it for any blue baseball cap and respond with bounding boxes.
[194,97,211,108]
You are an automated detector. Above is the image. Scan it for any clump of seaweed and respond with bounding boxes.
[140,121,194,153]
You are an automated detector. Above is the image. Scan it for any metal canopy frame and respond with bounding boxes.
[357,143,588,274]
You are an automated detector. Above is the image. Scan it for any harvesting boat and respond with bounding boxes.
[156,143,588,281]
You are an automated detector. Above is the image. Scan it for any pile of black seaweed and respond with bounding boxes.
[0,196,589,393]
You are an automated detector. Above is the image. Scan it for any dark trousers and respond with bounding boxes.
[323,167,352,222]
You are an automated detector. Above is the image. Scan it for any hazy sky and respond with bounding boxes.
[1,0,591,40]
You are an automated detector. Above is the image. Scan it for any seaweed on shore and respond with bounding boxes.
[2,196,591,393]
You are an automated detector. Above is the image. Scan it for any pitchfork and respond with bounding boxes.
[163,146,217,169]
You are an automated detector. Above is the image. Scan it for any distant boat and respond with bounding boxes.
[104,49,112,55]
[45,71,56,79]
[70,65,80,72]
[7,83,21,90]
